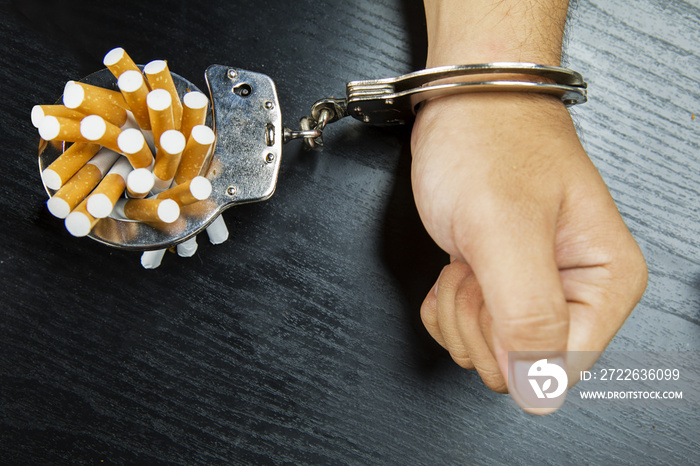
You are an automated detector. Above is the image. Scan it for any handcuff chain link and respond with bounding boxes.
[283,97,348,149]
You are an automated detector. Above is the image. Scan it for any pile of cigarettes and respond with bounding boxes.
[33,47,226,268]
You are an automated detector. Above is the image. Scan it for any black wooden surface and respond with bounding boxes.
[1,0,698,464]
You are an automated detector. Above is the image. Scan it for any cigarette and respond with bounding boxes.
[176,237,198,257]
[146,88,174,150]
[141,249,166,269]
[115,198,180,224]
[126,168,155,198]
[103,47,141,79]
[31,105,85,128]
[117,70,151,130]
[121,111,140,131]
[63,81,128,127]
[180,91,208,140]
[206,215,229,245]
[80,115,122,153]
[173,125,216,184]
[152,129,185,192]
[42,142,101,190]
[144,60,183,128]
[156,176,211,206]
[46,148,120,219]
[86,157,132,218]
[116,128,154,169]
[64,199,100,237]
[39,115,87,143]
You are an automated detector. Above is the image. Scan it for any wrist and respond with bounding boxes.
[423,0,569,67]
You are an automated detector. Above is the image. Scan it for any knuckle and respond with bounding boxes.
[476,365,508,394]
[438,261,473,295]
[496,306,568,350]
[420,299,438,328]
[626,247,649,300]
[451,353,475,370]
[611,237,649,303]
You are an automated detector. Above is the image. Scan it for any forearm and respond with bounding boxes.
[423,0,570,66]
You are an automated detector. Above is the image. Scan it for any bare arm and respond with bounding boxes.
[413,0,647,414]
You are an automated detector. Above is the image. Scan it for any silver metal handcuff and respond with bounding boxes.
[38,62,587,251]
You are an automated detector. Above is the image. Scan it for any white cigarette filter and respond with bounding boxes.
[180,91,209,140]
[146,88,174,150]
[116,128,154,169]
[118,70,151,130]
[176,237,198,257]
[86,157,132,218]
[115,198,180,224]
[42,142,101,190]
[206,215,229,245]
[153,129,186,192]
[46,148,120,219]
[80,115,122,154]
[39,115,86,143]
[174,125,216,184]
[144,60,183,128]
[103,47,141,79]
[126,168,155,198]
[156,176,211,206]
[64,200,100,237]
[31,105,85,129]
[141,249,166,269]
[63,81,128,127]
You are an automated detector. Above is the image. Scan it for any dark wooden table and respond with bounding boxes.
[2,0,698,463]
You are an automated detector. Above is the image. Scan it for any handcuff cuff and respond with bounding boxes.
[38,62,587,251]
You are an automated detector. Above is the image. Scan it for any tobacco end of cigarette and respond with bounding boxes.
[38,115,61,141]
[191,125,216,145]
[118,70,145,93]
[80,115,107,141]
[141,249,166,269]
[42,169,63,191]
[103,47,126,67]
[87,193,114,219]
[126,168,155,196]
[47,196,71,219]
[183,91,208,110]
[157,199,180,223]
[190,176,212,200]
[65,211,93,237]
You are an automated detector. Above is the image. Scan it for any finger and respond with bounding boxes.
[461,211,569,413]
[434,261,475,369]
[452,271,507,392]
[420,273,447,350]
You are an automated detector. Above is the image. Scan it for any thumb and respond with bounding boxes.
[464,218,570,413]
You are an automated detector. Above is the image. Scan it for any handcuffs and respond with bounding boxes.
[38,62,587,251]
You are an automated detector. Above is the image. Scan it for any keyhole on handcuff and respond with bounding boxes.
[234,83,252,97]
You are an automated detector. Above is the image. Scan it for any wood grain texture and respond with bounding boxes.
[1,0,698,464]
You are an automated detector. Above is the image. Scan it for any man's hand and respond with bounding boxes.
[411,91,647,413]
[414,0,648,414]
